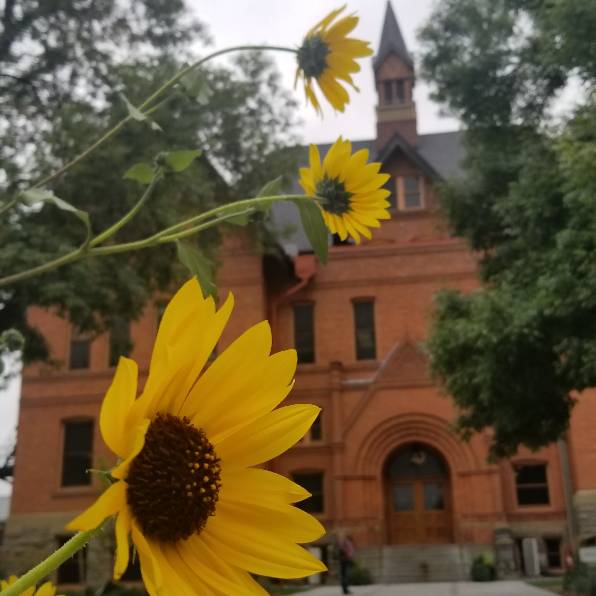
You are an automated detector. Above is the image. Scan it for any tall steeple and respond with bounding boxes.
[374,2,417,149]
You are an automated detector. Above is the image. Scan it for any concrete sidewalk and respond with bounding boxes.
[301,581,553,596]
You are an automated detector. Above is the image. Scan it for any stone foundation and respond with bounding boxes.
[0,512,113,586]
[574,490,596,540]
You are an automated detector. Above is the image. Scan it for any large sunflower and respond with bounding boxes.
[67,279,325,594]
[0,577,58,596]
[299,137,391,244]
[296,5,373,113]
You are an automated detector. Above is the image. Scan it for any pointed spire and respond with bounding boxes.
[374,1,413,71]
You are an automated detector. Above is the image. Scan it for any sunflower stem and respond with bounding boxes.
[31,45,297,191]
[0,524,104,596]
[0,194,319,287]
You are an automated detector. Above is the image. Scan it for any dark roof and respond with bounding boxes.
[417,131,466,179]
[270,131,465,252]
[373,1,413,72]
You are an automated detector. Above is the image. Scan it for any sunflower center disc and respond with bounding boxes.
[316,176,352,214]
[126,413,221,543]
[297,34,330,78]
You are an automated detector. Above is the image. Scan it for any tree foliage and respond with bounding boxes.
[0,3,300,363]
[420,0,596,457]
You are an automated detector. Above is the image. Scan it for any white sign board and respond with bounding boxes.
[579,547,596,565]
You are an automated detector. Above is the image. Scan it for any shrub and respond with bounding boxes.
[350,562,372,585]
[470,554,496,582]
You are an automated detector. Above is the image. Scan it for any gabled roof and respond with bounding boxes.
[377,131,440,179]
[373,1,413,72]
[270,131,465,253]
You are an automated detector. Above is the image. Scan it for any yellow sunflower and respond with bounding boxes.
[296,5,373,113]
[67,279,325,594]
[299,137,391,244]
[0,577,59,596]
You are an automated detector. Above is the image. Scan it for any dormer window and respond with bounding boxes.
[383,79,406,105]
[393,176,424,210]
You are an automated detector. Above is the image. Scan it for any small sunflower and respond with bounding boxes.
[0,577,59,596]
[67,279,325,594]
[299,137,391,244]
[296,5,373,113]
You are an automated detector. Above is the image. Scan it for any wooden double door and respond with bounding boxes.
[385,445,453,544]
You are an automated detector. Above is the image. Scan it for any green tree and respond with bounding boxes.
[419,0,596,457]
[0,4,300,363]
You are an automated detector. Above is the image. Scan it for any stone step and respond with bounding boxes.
[357,544,487,583]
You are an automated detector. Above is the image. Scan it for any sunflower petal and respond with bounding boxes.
[202,523,326,579]
[66,481,126,531]
[213,404,320,469]
[132,524,163,596]
[221,467,311,505]
[111,418,150,480]
[99,356,138,458]
[177,536,267,595]
[114,508,132,580]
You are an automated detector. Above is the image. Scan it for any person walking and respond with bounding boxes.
[338,533,355,595]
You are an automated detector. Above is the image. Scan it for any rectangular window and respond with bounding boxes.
[353,300,376,360]
[69,336,90,370]
[62,420,93,487]
[545,537,562,568]
[383,80,393,104]
[310,412,322,441]
[56,535,86,583]
[292,472,324,513]
[109,316,132,367]
[403,176,422,209]
[293,303,315,364]
[395,79,405,104]
[385,177,397,211]
[515,464,550,506]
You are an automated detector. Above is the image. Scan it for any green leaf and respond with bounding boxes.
[164,150,202,173]
[120,93,146,121]
[225,208,253,226]
[20,188,92,242]
[181,69,212,105]
[257,176,283,197]
[176,240,217,298]
[295,200,328,264]
[123,163,155,184]
[255,176,283,214]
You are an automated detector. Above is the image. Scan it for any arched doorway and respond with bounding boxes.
[384,443,453,544]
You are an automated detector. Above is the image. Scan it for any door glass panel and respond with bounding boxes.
[393,484,414,511]
[424,483,445,510]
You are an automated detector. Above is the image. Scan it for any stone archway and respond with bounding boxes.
[384,442,453,544]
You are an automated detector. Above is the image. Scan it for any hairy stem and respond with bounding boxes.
[32,45,297,190]
[0,525,103,596]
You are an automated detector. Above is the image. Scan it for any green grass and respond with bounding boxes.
[527,577,565,594]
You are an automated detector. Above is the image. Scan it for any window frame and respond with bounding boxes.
[353,298,377,361]
[300,411,323,444]
[60,418,94,488]
[396,175,425,211]
[291,471,325,514]
[293,302,315,364]
[513,462,550,507]
[68,331,91,370]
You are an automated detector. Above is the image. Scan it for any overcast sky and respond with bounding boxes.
[0,0,459,499]
[193,0,459,142]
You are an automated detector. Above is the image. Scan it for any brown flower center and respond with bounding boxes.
[126,413,221,543]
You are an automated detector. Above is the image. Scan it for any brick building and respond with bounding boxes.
[4,2,596,587]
